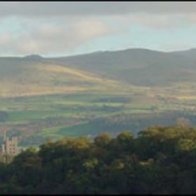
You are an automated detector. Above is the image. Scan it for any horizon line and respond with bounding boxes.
[0,47,194,58]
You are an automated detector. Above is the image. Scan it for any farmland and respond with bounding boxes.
[1,83,196,146]
[1,48,196,146]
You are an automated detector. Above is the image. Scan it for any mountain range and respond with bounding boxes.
[1,48,196,146]
[1,48,196,97]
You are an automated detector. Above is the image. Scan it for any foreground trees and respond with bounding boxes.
[1,125,196,194]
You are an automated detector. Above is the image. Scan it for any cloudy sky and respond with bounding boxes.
[1,2,196,57]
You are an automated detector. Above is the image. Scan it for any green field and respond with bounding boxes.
[1,84,196,147]
[1,51,196,146]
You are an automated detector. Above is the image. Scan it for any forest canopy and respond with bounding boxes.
[1,125,196,194]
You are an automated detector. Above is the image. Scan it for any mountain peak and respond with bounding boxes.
[24,54,43,60]
[188,48,196,51]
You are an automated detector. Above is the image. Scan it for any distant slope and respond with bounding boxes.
[0,57,121,97]
[48,48,196,86]
[169,48,196,59]
[0,47,196,97]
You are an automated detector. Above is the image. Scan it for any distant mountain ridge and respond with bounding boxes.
[47,48,196,86]
[0,47,196,97]
[24,54,44,60]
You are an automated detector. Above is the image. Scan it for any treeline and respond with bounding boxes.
[87,111,195,136]
[1,125,196,194]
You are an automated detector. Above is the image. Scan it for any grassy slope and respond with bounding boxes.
[0,60,123,97]
[1,87,196,147]
[50,48,196,86]
[0,49,196,146]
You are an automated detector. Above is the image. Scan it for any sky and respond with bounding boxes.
[0,2,196,57]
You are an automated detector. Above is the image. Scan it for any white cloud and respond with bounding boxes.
[0,33,12,44]
[0,2,196,56]
[130,14,180,29]
[0,17,113,56]
[111,13,196,30]
[72,20,110,39]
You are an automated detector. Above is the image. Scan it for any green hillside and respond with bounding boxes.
[0,58,122,97]
[0,48,196,146]
[50,48,196,86]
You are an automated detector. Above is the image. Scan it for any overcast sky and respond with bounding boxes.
[0,2,196,57]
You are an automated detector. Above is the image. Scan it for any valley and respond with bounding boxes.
[1,85,196,147]
[1,48,196,146]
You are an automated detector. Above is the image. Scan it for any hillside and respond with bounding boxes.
[0,57,121,97]
[48,48,196,86]
[0,48,196,146]
[0,48,196,96]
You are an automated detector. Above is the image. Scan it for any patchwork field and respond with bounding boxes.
[1,84,196,147]
[1,49,196,146]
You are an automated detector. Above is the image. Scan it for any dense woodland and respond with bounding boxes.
[1,125,196,194]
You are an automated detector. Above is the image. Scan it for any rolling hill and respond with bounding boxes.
[0,56,122,97]
[0,48,196,97]
[48,48,196,86]
[0,48,196,146]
